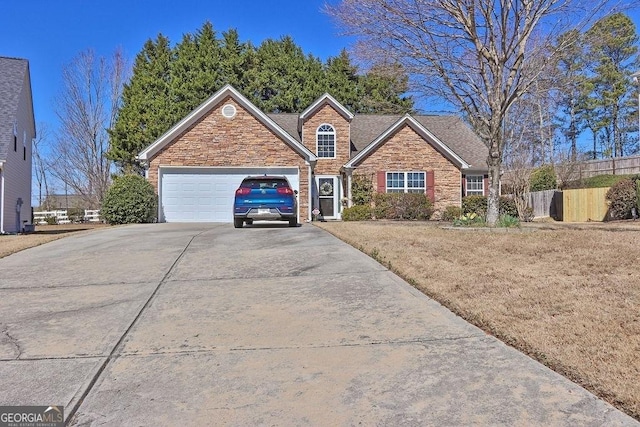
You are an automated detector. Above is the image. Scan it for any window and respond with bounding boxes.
[23,131,26,160]
[316,124,335,158]
[13,121,17,152]
[386,172,425,193]
[466,175,484,196]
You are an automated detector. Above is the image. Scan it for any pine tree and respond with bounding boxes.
[108,34,173,172]
[170,21,222,121]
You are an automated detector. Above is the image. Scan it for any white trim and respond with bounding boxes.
[386,171,426,193]
[344,114,470,169]
[316,123,336,159]
[138,84,317,163]
[315,175,341,220]
[300,93,354,121]
[465,174,484,196]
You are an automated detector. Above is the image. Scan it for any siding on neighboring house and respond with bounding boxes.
[0,58,35,233]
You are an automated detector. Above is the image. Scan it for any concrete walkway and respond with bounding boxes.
[0,223,636,426]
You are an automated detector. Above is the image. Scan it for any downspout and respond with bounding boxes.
[0,162,5,234]
[307,160,316,222]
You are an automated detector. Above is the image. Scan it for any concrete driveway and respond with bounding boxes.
[0,223,636,426]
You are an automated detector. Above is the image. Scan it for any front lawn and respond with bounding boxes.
[316,221,640,421]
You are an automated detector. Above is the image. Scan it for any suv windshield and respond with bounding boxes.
[240,178,290,190]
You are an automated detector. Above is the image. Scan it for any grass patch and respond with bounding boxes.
[316,221,640,421]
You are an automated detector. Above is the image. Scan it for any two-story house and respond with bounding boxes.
[0,57,35,233]
[138,85,488,223]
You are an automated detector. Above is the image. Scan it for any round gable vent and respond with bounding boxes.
[221,104,237,118]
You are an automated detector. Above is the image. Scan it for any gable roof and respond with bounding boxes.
[138,85,317,162]
[0,57,32,162]
[348,114,488,172]
[345,114,472,170]
[298,93,354,132]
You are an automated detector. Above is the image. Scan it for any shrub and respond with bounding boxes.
[68,207,84,223]
[496,214,520,228]
[499,196,518,217]
[351,174,374,206]
[45,215,57,225]
[563,174,635,189]
[441,205,463,222]
[530,165,557,191]
[462,195,519,218]
[101,174,157,225]
[606,178,637,220]
[462,195,487,218]
[373,193,433,220]
[342,205,373,221]
[453,212,485,227]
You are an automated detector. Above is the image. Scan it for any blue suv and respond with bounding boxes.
[233,176,298,228]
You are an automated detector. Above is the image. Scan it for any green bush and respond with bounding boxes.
[530,165,557,191]
[499,196,518,217]
[462,195,519,218]
[462,195,487,218]
[342,205,373,221]
[441,205,463,222]
[68,207,84,223]
[351,174,374,206]
[45,215,57,225]
[496,214,520,228]
[101,174,157,225]
[453,212,485,227]
[373,193,433,220]
[563,174,636,189]
[606,178,637,220]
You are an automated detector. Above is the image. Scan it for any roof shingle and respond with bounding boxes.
[0,57,29,162]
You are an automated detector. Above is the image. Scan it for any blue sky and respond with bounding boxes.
[1,0,351,131]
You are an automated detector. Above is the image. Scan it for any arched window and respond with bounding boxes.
[316,124,335,158]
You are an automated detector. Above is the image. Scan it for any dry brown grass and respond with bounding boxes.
[316,221,640,420]
[0,223,108,259]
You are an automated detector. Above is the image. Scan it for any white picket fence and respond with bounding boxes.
[33,210,71,225]
[33,209,101,225]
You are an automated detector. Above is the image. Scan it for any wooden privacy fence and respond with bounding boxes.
[526,189,557,218]
[518,188,610,221]
[557,187,610,222]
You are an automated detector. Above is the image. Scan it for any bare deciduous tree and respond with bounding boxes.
[50,49,127,208]
[327,0,628,224]
[32,122,54,209]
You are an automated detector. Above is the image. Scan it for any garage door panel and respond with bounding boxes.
[161,168,299,223]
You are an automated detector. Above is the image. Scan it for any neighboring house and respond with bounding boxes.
[38,194,89,211]
[138,84,488,223]
[0,57,35,233]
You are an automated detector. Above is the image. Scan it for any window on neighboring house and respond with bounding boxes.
[13,122,17,151]
[466,175,484,196]
[386,172,425,193]
[316,124,335,158]
[23,131,26,160]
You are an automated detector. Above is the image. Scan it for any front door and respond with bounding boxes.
[315,176,340,219]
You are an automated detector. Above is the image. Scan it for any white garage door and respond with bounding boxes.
[160,167,300,222]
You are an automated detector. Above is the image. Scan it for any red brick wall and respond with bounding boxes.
[147,96,310,219]
[354,126,462,214]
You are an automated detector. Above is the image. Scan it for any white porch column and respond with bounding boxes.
[307,160,317,222]
[344,167,353,207]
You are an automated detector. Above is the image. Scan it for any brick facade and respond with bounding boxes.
[140,85,486,223]
[147,97,311,219]
[353,126,462,214]
[301,104,350,176]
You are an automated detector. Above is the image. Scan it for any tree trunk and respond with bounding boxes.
[487,154,501,226]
